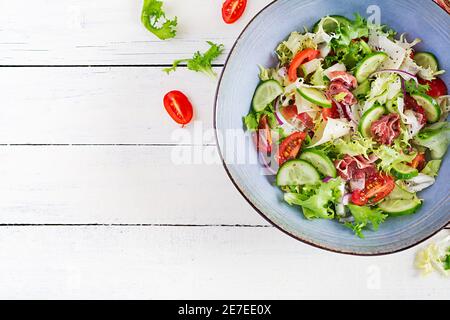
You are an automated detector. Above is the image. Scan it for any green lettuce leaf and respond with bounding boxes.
[404,79,430,96]
[345,204,387,238]
[421,160,442,177]
[332,14,369,47]
[164,41,224,78]
[284,179,342,220]
[374,144,417,172]
[141,0,177,40]
[276,32,317,65]
[334,134,375,157]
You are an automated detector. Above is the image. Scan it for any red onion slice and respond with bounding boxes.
[258,151,277,175]
[372,69,418,84]
[274,98,285,125]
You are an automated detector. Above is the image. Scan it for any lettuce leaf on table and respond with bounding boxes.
[141,0,177,40]
[164,41,224,78]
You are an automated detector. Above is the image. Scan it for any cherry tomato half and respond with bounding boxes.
[351,173,395,206]
[163,90,194,126]
[409,153,426,171]
[288,49,320,82]
[222,0,247,24]
[418,77,448,98]
[322,101,340,120]
[256,115,273,154]
[277,131,307,165]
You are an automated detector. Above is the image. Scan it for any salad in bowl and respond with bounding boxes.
[244,14,449,238]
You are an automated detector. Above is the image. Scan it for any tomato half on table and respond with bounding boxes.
[222,0,247,24]
[418,77,448,98]
[277,131,307,165]
[351,173,395,206]
[163,90,194,126]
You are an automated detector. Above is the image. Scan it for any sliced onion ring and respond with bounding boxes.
[372,69,418,84]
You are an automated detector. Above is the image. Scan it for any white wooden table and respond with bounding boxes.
[0,0,448,299]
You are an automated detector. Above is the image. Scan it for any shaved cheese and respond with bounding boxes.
[318,43,331,58]
[368,32,406,69]
[308,118,351,148]
[395,34,421,49]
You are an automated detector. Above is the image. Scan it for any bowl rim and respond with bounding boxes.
[213,0,450,256]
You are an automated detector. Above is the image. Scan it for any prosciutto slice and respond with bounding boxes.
[335,155,378,190]
[327,71,358,89]
[370,113,401,145]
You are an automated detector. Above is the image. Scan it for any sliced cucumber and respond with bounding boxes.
[299,150,337,178]
[252,80,283,112]
[354,52,388,83]
[411,93,441,123]
[352,80,371,100]
[385,99,396,113]
[312,15,351,33]
[414,124,450,159]
[413,52,439,72]
[297,87,332,108]
[387,185,416,201]
[391,163,419,180]
[378,199,422,217]
[358,105,386,138]
[276,160,321,186]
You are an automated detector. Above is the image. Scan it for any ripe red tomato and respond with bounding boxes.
[277,132,307,165]
[322,101,340,120]
[288,49,320,81]
[418,77,448,97]
[256,115,273,154]
[163,90,194,126]
[409,153,426,171]
[222,0,247,24]
[351,173,395,206]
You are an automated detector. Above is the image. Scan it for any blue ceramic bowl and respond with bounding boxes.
[215,0,450,255]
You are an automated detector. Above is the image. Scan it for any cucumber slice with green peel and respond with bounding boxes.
[297,87,332,108]
[391,163,419,180]
[352,80,371,100]
[299,150,337,178]
[414,124,450,159]
[387,185,416,201]
[413,52,439,72]
[385,99,397,113]
[358,105,386,138]
[312,15,351,33]
[378,199,422,217]
[276,160,321,186]
[411,93,441,123]
[354,52,388,83]
[252,80,283,112]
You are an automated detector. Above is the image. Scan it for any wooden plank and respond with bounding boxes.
[0,67,221,145]
[0,145,267,225]
[0,226,447,299]
[0,0,273,65]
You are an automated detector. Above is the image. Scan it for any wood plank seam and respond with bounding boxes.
[0,224,272,228]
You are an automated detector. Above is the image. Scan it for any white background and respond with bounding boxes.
[0,0,448,299]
